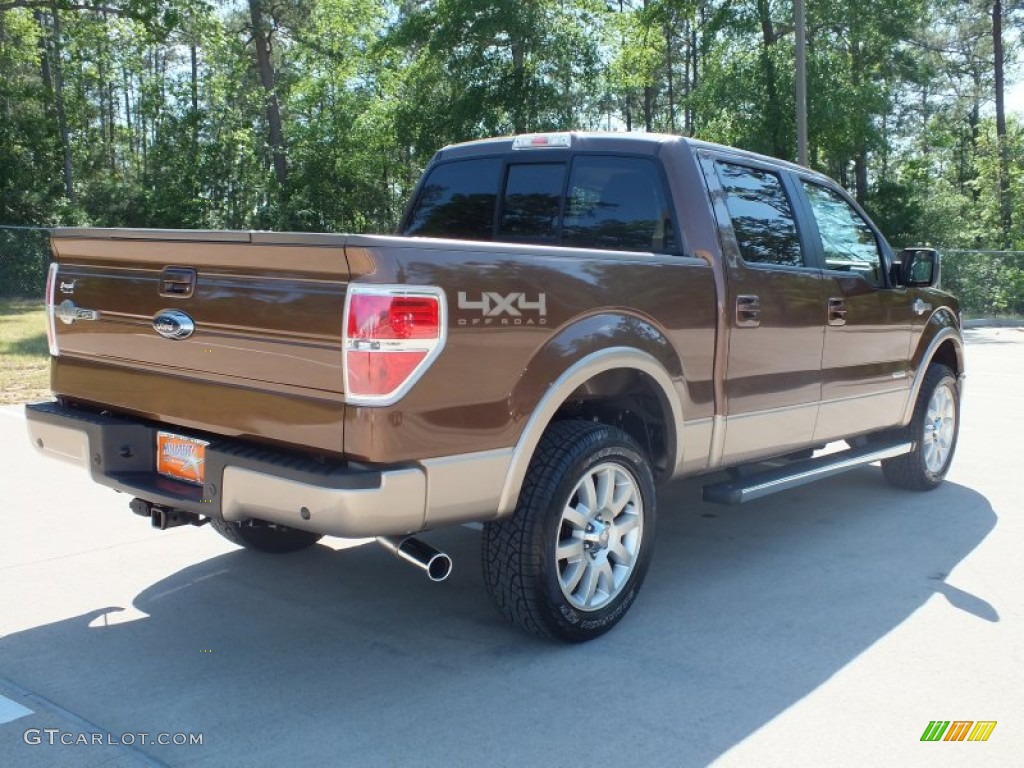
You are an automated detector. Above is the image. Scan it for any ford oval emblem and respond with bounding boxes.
[152,310,195,340]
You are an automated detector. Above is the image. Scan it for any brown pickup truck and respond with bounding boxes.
[26,132,964,642]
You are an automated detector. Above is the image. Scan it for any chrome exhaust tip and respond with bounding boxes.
[376,536,452,582]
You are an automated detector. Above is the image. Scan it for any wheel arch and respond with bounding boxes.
[496,345,685,517]
[901,310,965,426]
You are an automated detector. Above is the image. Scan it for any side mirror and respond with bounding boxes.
[899,247,941,288]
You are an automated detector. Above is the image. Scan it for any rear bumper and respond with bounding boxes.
[25,402,492,538]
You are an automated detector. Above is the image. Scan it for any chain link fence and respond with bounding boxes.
[0,226,51,299]
[1,224,1022,316]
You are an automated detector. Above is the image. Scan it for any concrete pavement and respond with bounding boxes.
[1,327,1021,767]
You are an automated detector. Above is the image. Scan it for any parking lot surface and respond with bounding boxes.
[1,327,1022,767]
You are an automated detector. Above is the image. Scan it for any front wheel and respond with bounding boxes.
[881,363,960,490]
[482,420,656,642]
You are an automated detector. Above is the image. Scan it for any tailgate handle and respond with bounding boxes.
[160,267,196,298]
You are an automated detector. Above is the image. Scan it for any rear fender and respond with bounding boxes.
[496,312,688,517]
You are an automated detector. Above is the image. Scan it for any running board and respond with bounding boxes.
[702,442,913,505]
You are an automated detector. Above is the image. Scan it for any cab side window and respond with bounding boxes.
[801,181,885,287]
[715,161,804,267]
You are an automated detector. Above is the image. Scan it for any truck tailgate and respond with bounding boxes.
[48,229,350,453]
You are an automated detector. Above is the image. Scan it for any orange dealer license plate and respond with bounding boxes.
[156,432,208,485]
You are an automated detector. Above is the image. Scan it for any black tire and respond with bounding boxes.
[482,420,657,642]
[881,363,960,491]
[209,518,323,553]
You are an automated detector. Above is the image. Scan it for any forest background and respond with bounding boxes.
[1,0,1023,253]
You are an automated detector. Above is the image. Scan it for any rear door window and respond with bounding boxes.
[563,156,674,252]
[715,161,804,267]
[405,158,502,240]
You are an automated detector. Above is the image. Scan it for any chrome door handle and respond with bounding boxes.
[736,295,760,328]
[913,298,932,316]
[827,297,847,326]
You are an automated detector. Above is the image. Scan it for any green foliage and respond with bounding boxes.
[0,0,1021,277]
[943,251,1024,316]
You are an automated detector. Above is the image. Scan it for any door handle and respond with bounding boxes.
[827,297,847,326]
[913,298,932,316]
[736,295,760,328]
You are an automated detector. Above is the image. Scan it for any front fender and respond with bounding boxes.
[902,306,965,425]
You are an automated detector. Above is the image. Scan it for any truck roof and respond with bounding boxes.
[434,131,830,184]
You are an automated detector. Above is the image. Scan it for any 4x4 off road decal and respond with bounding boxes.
[456,291,547,326]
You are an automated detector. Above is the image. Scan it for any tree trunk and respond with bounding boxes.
[665,21,675,133]
[34,11,52,98]
[993,0,1011,245]
[122,67,134,162]
[48,4,75,204]
[683,18,692,135]
[249,0,288,187]
[512,41,526,133]
[641,0,652,132]
[854,154,868,205]
[103,11,115,171]
[619,0,631,131]
[851,40,868,203]
[756,0,785,158]
[190,44,199,113]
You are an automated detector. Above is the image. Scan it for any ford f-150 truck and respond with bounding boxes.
[26,132,964,642]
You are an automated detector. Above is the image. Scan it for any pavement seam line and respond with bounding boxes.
[0,675,172,768]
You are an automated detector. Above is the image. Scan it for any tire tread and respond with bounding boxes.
[881,363,958,491]
[482,420,653,641]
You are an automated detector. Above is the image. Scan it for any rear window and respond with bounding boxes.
[498,163,565,242]
[406,153,676,252]
[405,158,502,240]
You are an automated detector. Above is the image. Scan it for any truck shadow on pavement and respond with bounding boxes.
[1,469,996,767]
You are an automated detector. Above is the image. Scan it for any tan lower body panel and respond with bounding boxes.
[28,416,91,467]
[222,449,515,537]
[221,465,428,538]
[720,402,819,466]
[813,389,910,444]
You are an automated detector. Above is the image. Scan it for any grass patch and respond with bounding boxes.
[0,299,49,404]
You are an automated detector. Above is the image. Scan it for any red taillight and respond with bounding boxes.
[347,295,440,340]
[45,262,59,356]
[343,286,445,404]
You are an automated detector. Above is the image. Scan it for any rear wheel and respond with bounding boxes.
[209,518,323,553]
[482,420,656,642]
[881,363,960,490]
